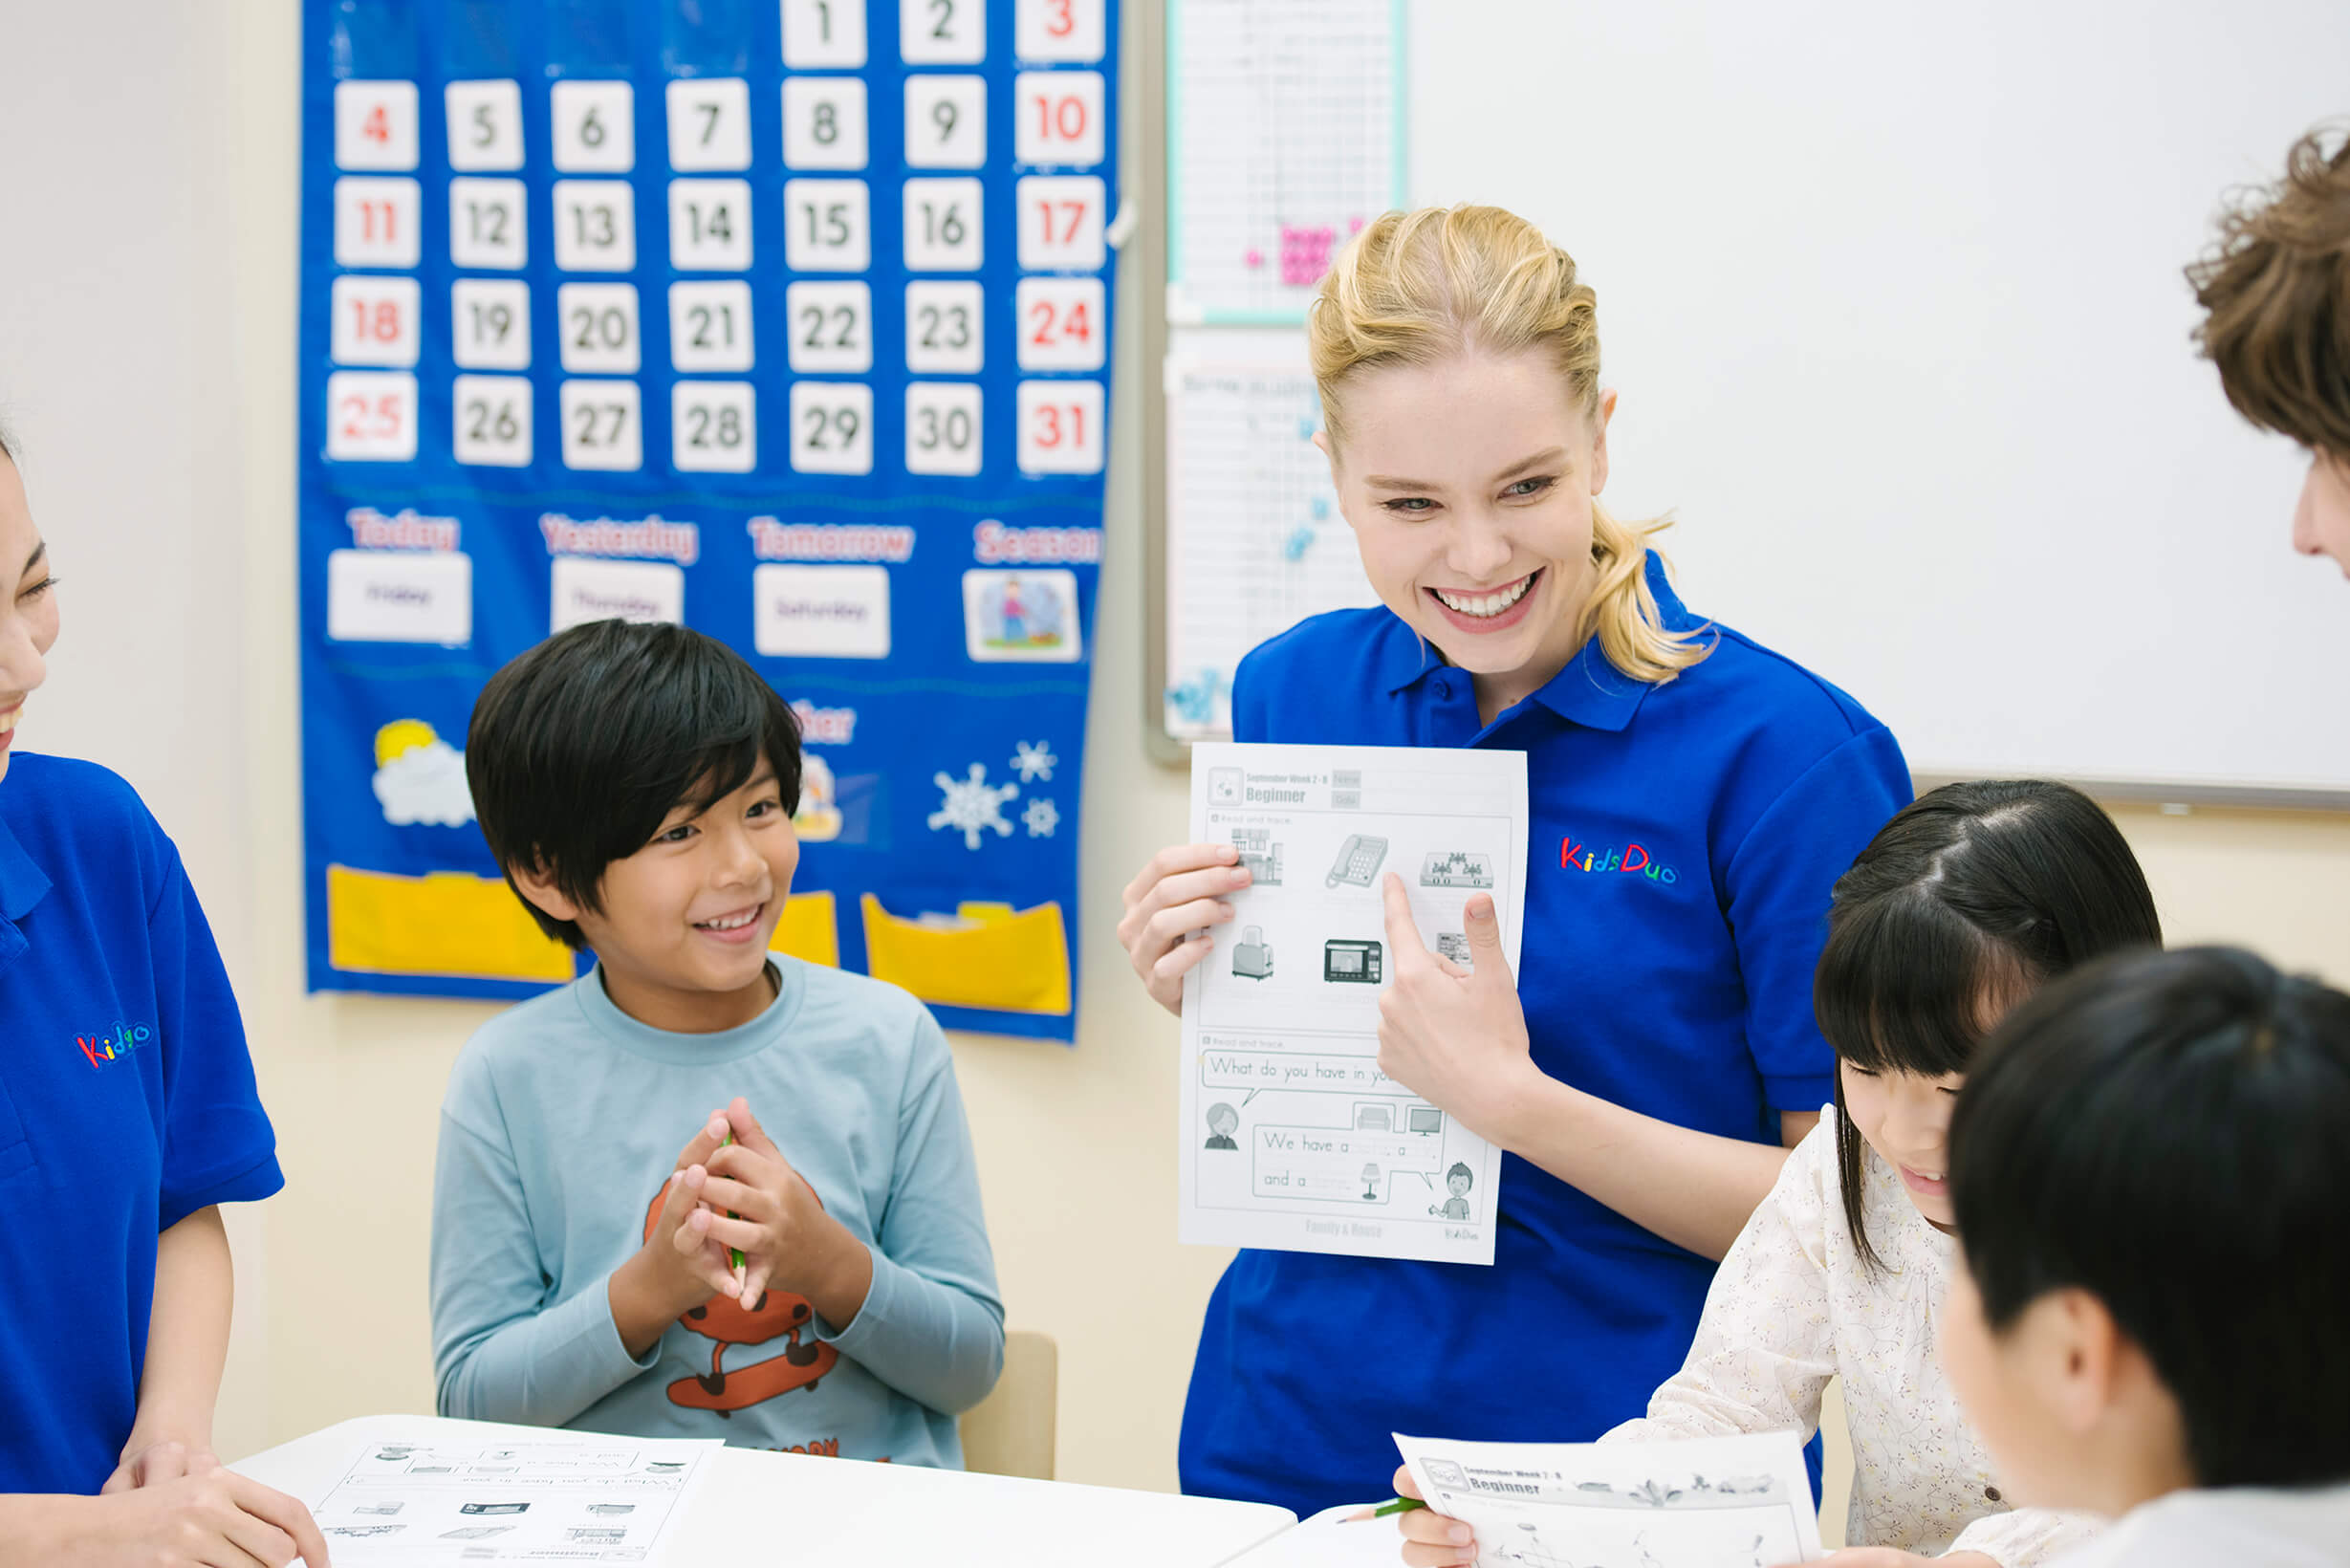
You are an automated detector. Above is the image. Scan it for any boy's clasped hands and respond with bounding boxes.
[606,1097,875,1359]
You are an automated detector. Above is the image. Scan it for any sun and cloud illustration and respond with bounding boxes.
[371,719,475,828]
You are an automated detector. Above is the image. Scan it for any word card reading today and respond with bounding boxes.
[1181,742,1528,1265]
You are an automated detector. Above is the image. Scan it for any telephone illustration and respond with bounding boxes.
[1325,834,1390,888]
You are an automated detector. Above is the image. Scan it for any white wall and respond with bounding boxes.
[4,0,2350,1513]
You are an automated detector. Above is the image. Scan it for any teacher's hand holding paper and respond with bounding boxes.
[1377,874,1538,1143]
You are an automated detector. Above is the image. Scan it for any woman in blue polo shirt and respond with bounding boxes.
[0,429,330,1565]
[1117,206,1911,1514]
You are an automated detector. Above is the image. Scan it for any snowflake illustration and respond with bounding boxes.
[1022,796,1060,838]
[928,763,1018,850]
[1011,739,1059,784]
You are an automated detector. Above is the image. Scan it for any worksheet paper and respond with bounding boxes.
[1161,339,1382,742]
[307,1437,715,1563]
[1393,1432,1825,1568]
[1180,742,1527,1265]
[1167,0,1404,323]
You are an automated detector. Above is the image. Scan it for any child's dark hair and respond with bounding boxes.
[1950,946,2350,1489]
[467,620,801,947]
[1816,780,2160,1272]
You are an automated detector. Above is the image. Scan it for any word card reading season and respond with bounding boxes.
[299,0,1121,1042]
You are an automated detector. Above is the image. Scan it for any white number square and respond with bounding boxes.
[673,381,757,472]
[557,283,641,374]
[448,178,527,269]
[670,179,753,270]
[552,80,635,172]
[783,0,866,67]
[334,177,421,269]
[904,75,985,167]
[1015,175,1104,270]
[1016,378,1103,474]
[559,379,643,470]
[330,275,421,367]
[453,375,533,466]
[666,77,751,170]
[326,371,418,462]
[1016,0,1104,62]
[1014,70,1103,166]
[905,381,982,476]
[452,279,532,370]
[786,281,872,372]
[782,76,868,169]
[446,80,524,171]
[669,281,755,372]
[783,179,871,271]
[903,279,983,373]
[790,381,874,474]
[902,0,984,64]
[335,80,418,171]
[553,181,636,272]
[903,177,983,271]
[1015,276,1103,370]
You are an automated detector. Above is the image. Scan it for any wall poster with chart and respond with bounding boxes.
[298,0,1121,1042]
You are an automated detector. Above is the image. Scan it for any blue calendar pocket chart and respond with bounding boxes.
[299,0,1120,1041]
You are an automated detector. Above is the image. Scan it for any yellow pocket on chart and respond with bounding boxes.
[859,894,1072,1015]
[326,864,576,984]
[769,890,841,968]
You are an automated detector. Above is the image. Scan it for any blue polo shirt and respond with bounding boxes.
[1178,555,1910,1514]
[0,753,283,1494]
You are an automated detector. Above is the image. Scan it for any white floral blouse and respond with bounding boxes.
[1601,1110,2100,1565]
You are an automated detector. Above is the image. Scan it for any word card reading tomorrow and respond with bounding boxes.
[299,0,1121,1041]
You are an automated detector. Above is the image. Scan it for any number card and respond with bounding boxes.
[673,381,757,472]
[666,77,751,170]
[452,280,531,369]
[787,281,873,373]
[782,0,867,68]
[452,375,533,466]
[669,280,755,372]
[297,0,1121,1046]
[445,80,523,171]
[448,178,526,269]
[552,80,635,172]
[782,77,868,170]
[331,275,421,367]
[335,177,422,268]
[1017,0,1106,62]
[559,379,643,470]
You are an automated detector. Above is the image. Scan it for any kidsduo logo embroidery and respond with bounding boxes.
[1558,835,1681,885]
[75,1022,153,1069]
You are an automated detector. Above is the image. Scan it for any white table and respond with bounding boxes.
[237,1413,1298,1567]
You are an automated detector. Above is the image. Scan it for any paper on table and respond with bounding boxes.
[304,1436,717,1563]
[1161,340,1381,742]
[1218,1504,1412,1567]
[1166,0,1403,324]
[1392,1431,1826,1568]
[1180,741,1527,1265]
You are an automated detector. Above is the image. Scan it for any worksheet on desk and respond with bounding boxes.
[306,1437,716,1563]
[1393,1431,1825,1568]
[1181,743,1527,1265]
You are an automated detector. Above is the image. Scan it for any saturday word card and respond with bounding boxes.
[299,0,1121,1042]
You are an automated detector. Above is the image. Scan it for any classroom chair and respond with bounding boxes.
[959,1329,1058,1480]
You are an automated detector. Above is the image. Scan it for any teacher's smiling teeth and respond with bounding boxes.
[0,701,22,750]
[1426,567,1542,631]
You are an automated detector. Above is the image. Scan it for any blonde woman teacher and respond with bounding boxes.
[1118,207,1913,1514]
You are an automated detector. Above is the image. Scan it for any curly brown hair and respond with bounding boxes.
[2187,125,2350,462]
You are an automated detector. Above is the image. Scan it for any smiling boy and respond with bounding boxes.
[429,621,1002,1465]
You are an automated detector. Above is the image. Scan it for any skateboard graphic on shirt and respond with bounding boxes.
[637,1178,839,1416]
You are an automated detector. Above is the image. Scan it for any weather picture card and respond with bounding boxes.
[1180,742,1528,1265]
[1391,1431,1825,1568]
[307,1435,716,1563]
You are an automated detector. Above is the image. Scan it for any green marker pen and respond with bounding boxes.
[720,1129,746,1274]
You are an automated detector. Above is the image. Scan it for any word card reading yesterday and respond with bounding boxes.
[1181,742,1528,1265]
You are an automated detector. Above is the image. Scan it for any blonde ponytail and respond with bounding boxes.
[1308,205,1709,686]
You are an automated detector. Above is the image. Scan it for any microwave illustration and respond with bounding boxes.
[1324,938,1382,983]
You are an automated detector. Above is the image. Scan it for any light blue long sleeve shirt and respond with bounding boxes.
[430,959,1003,1466]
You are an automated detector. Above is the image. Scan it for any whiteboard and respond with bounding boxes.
[1401,0,2350,799]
